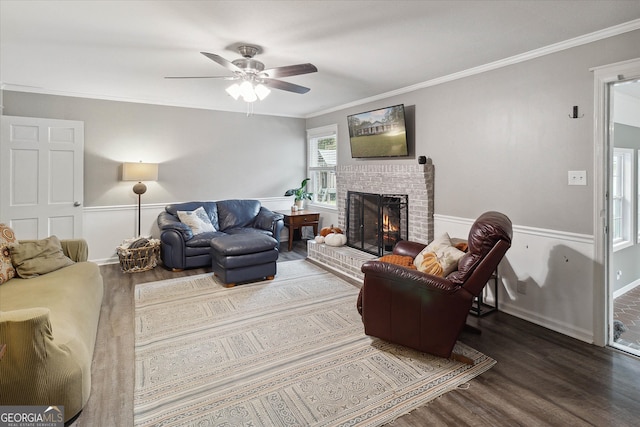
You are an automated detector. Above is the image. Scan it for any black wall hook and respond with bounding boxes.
[569,105,584,119]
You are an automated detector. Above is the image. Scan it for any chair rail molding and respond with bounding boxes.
[435,214,595,344]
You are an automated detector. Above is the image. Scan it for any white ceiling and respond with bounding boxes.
[2,1,640,118]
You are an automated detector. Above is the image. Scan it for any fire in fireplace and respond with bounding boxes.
[346,191,408,256]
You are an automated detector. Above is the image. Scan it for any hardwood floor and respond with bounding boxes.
[72,240,640,426]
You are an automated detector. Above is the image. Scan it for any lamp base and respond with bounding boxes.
[132,182,147,237]
[133,182,147,195]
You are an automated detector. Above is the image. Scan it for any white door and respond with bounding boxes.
[1,115,84,239]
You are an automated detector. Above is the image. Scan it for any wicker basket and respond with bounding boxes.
[117,241,160,273]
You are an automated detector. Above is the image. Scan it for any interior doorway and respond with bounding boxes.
[592,58,640,356]
[610,79,640,357]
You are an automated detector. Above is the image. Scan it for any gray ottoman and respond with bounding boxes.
[210,233,279,287]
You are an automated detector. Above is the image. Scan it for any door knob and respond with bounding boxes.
[74,201,81,207]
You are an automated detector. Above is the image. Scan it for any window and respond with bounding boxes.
[307,125,337,208]
[612,148,634,251]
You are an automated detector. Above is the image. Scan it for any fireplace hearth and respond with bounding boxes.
[346,191,408,256]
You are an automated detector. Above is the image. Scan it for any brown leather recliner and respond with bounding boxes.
[358,211,512,359]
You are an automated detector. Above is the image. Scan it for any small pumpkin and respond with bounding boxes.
[320,224,343,237]
[324,232,347,247]
[314,235,325,244]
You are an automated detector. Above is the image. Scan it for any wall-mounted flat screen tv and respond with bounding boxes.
[347,104,408,158]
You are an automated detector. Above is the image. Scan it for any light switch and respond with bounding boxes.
[568,170,587,186]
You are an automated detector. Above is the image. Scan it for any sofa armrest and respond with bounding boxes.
[253,208,284,244]
[254,207,284,231]
[157,211,193,241]
[17,238,88,262]
[0,308,82,411]
[61,239,88,262]
[392,240,427,259]
[361,260,460,294]
[253,206,284,234]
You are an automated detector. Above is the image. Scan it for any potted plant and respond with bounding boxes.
[284,178,313,209]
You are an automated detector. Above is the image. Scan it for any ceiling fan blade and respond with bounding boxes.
[200,52,243,73]
[164,76,237,79]
[263,78,311,94]
[261,63,317,78]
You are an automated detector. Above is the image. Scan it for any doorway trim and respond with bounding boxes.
[592,58,640,347]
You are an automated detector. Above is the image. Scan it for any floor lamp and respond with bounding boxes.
[123,162,159,237]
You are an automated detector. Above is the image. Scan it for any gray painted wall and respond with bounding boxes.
[2,92,307,207]
[2,30,639,239]
[612,123,640,292]
[306,30,640,235]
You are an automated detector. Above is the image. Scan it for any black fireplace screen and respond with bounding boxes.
[346,191,408,256]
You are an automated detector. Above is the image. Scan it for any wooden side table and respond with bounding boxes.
[277,210,320,251]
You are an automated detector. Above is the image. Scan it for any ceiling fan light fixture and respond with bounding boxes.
[226,80,268,103]
[239,80,257,102]
[255,83,270,100]
[225,83,241,100]
[240,81,258,102]
[173,46,316,104]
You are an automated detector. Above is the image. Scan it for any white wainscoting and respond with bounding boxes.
[435,214,596,344]
[85,207,598,343]
[83,197,294,265]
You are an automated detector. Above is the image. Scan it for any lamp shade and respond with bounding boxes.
[122,162,158,182]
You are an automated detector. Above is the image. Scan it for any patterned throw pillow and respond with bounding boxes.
[177,206,215,235]
[0,223,17,284]
[413,232,466,277]
[378,254,417,269]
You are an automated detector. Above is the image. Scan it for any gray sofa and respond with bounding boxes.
[157,200,284,270]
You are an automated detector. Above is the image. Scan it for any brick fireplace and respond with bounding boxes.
[308,162,435,280]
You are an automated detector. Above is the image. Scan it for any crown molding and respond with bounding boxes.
[306,19,640,118]
[0,85,305,119]
[3,19,639,121]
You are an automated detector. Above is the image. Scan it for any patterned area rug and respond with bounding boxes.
[134,260,495,426]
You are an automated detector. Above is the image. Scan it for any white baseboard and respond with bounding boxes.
[435,214,596,343]
[499,302,594,344]
[613,278,640,298]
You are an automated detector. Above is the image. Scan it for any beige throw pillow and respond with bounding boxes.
[10,235,75,278]
[177,206,215,235]
[414,232,465,277]
[0,223,17,284]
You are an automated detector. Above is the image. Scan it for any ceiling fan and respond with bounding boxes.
[166,45,317,101]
